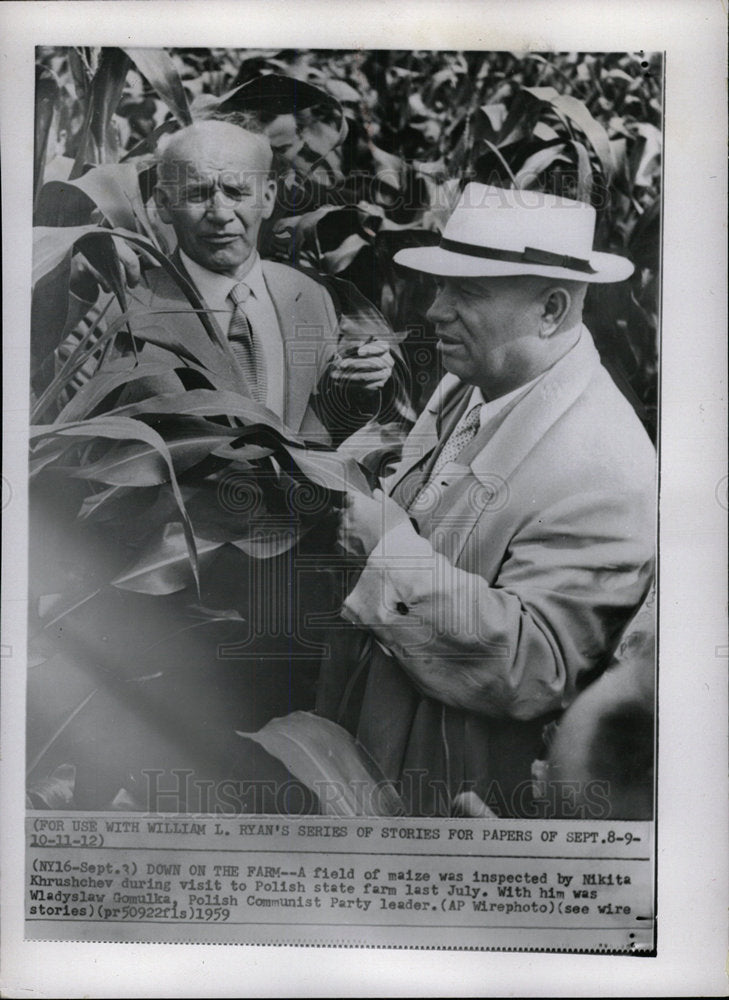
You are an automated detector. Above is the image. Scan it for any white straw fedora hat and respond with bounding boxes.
[394,183,634,283]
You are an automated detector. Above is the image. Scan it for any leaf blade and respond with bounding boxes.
[111,521,223,595]
[74,430,239,486]
[31,415,200,591]
[239,711,405,816]
[123,47,192,127]
[107,388,305,445]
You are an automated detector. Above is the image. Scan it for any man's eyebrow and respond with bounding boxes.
[453,278,489,295]
[178,176,213,189]
[179,181,215,197]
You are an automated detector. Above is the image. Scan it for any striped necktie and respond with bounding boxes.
[228,282,267,404]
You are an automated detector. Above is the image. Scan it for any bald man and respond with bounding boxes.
[60,119,396,441]
[33,121,402,807]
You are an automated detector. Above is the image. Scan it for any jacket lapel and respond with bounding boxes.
[134,254,258,395]
[262,261,318,431]
[467,326,601,483]
[384,373,468,493]
[407,328,602,563]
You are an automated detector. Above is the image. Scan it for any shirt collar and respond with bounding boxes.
[178,249,264,312]
[468,374,543,428]
[468,328,583,427]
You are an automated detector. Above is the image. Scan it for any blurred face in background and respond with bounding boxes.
[156,121,277,278]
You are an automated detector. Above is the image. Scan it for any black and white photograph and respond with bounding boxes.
[26,43,661,819]
[1,0,726,994]
[25,37,661,945]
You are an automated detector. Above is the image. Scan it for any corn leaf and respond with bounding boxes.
[49,229,234,381]
[70,48,131,177]
[32,231,136,399]
[275,204,343,249]
[34,66,60,209]
[514,143,570,188]
[66,47,91,101]
[329,275,407,346]
[522,86,614,181]
[120,118,179,162]
[228,527,308,560]
[630,122,662,188]
[32,224,100,289]
[239,711,405,816]
[33,226,227,355]
[320,233,369,275]
[80,481,178,531]
[108,387,304,444]
[552,93,614,181]
[37,162,159,241]
[570,140,594,203]
[26,764,78,809]
[478,103,508,141]
[110,313,242,387]
[31,416,200,591]
[104,230,230,352]
[26,690,96,775]
[78,484,136,520]
[210,443,274,463]
[183,482,266,543]
[123,47,192,127]
[73,428,239,486]
[55,361,180,422]
[111,521,223,595]
[279,444,372,496]
[29,437,83,477]
[31,302,138,423]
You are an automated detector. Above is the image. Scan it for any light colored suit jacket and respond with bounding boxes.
[63,256,358,443]
[318,327,656,817]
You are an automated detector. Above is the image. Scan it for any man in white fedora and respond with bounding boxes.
[320,183,656,818]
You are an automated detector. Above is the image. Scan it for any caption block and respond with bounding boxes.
[26,813,654,951]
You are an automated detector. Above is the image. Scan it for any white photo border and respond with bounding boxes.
[2,1,727,996]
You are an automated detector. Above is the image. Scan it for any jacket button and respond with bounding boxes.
[395,601,409,616]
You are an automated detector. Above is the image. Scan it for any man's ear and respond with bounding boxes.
[153,185,173,224]
[539,286,572,337]
[260,176,277,220]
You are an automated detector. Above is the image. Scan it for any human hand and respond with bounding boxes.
[337,487,409,558]
[329,339,395,392]
[70,236,149,301]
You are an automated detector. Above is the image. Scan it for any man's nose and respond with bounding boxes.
[204,189,235,221]
[426,286,456,324]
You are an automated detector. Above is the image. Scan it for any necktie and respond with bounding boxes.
[228,282,267,404]
[409,403,482,509]
[430,403,483,477]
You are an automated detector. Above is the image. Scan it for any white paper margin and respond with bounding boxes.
[1,1,727,996]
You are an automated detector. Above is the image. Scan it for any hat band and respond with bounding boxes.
[439,237,596,275]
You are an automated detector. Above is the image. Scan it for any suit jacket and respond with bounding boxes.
[61,255,375,444]
[317,327,656,817]
[45,256,380,771]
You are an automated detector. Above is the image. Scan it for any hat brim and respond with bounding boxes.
[393,246,634,283]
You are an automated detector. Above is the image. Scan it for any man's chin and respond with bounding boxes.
[439,351,469,381]
[195,247,251,274]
